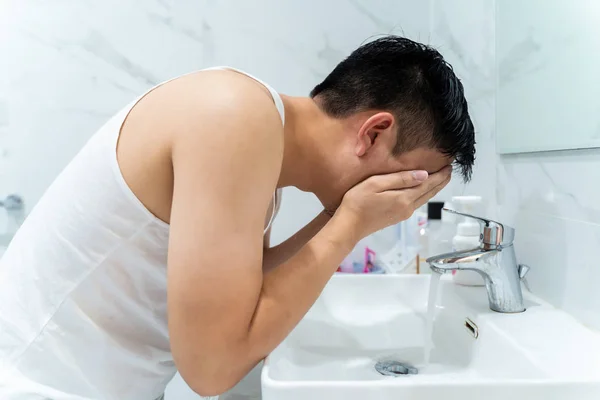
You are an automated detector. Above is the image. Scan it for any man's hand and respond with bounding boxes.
[337,166,452,240]
[263,167,451,272]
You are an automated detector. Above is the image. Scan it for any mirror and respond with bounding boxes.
[496,0,600,154]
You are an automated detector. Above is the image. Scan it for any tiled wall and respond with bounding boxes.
[429,0,497,217]
[0,0,432,246]
[495,0,600,331]
[0,0,431,398]
[4,1,597,398]
[498,150,600,330]
[437,0,600,331]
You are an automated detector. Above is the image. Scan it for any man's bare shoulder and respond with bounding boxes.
[161,70,282,137]
[177,69,283,159]
[117,68,284,224]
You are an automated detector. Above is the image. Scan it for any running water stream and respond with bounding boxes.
[424,272,442,365]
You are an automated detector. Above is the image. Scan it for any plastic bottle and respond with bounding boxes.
[451,196,485,286]
[416,205,429,273]
[377,216,419,274]
[426,202,443,250]
[428,201,456,256]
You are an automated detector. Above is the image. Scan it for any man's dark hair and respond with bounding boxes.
[310,35,476,181]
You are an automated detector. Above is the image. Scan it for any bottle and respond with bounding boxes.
[428,201,456,256]
[418,202,445,274]
[338,243,365,273]
[451,196,485,286]
[416,205,429,273]
[402,213,419,274]
[378,218,418,274]
[426,202,444,243]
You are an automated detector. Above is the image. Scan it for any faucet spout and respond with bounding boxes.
[427,247,491,274]
[426,245,526,313]
[425,209,528,313]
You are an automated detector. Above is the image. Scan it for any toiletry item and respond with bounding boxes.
[338,256,354,273]
[419,201,454,274]
[362,247,386,274]
[337,241,387,274]
[451,196,485,286]
[378,222,405,273]
[364,247,376,273]
[416,206,429,273]
[400,213,420,274]
[426,202,444,232]
[368,217,419,274]
[428,201,456,257]
[338,245,363,273]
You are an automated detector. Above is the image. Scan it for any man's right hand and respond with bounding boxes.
[336,165,452,239]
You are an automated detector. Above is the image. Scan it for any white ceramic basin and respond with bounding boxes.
[262,274,600,400]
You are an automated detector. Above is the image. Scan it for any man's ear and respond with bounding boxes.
[355,112,395,156]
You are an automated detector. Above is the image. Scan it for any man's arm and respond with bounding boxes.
[166,71,452,397]
[166,75,352,396]
[262,210,331,272]
[167,100,358,395]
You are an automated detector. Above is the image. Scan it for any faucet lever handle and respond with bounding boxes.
[443,208,515,247]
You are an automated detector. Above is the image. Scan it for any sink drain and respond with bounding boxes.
[375,360,418,377]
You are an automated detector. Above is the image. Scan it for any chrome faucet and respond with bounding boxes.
[426,209,530,313]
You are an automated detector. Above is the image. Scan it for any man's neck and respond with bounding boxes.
[277,96,349,209]
[277,96,327,191]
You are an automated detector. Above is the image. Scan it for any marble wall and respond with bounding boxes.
[496,0,600,153]
[429,0,497,217]
[0,0,432,398]
[495,1,600,330]
[0,0,433,245]
[4,0,598,399]
[436,0,600,332]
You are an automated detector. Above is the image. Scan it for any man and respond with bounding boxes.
[0,36,474,399]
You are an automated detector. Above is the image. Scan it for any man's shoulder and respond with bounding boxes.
[161,70,284,170]
[137,68,284,153]
[168,69,282,125]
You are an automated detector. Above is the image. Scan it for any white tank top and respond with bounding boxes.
[0,67,284,400]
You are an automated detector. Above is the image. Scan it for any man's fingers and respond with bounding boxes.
[413,171,452,209]
[403,165,452,200]
[368,170,429,192]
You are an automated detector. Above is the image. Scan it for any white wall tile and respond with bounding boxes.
[0,1,432,398]
[430,0,498,218]
[496,0,600,153]
[9,0,599,396]
[493,0,600,330]
[435,0,600,331]
[0,0,431,246]
[498,148,600,330]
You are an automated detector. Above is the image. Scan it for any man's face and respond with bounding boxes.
[349,146,453,192]
[321,146,452,209]
[314,111,453,208]
[382,147,454,177]
[350,111,453,178]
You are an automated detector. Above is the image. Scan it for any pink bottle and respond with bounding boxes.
[364,247,376,273]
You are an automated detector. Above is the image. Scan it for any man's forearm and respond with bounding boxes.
[189,213,355,394]
[262,210,331,272]
[245,212,357,362]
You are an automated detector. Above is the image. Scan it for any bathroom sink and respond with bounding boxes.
[262,275,600,400]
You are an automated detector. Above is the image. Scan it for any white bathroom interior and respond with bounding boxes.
[1,0,599,399]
